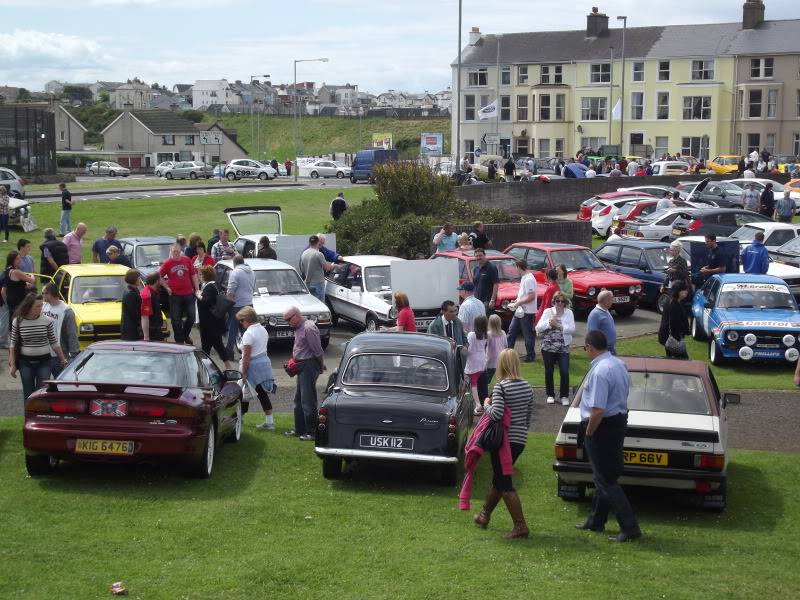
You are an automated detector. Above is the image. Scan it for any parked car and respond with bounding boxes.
[678,180,744,208]
[314,332,471,485]
[577,191,654,238]
[87,161,130,177]
[728,178,800,211]
[154,161,175,177]
[770,235,800,269]
[691,274,800,366]
[729,222,800,251]
[431,249,524,325]
[594,239,689,313]
[623,207,701,241]
[707,155,741,175]
[224,159,276,181]
[307,160,351,179]
[0,167,26,198]
[650,161,691,176]
[553,356,736,511]
[503,242,643,317]
[349,148,398,183]
[617,184,685,200]
[23,341,243,478]
[214,258,331,348]
[119,236,174,278]
[669,208,767,240]
[162,161,213,180]
[223,206,283,257]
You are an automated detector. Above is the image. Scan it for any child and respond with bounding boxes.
[485,314,507,386]
[465,315,488,415]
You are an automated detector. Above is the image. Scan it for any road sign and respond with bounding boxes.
[474,148,482,158]
[200,131,224,145]
[484,133,500,145]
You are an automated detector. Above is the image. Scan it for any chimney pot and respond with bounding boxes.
[469,26,482,45]
[742,0,765,29]
[587,7,609,37]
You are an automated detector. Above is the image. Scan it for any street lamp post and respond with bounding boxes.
[293,58,329,181]
[250,74,269,160]
[455,0,463,168]
[617,16,627,154]
[608,46,614,147]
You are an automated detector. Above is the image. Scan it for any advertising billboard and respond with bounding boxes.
[372,133,393,149]
[420,133,443,157]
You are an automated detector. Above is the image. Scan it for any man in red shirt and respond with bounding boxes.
[159,244,199,344]
[535,268,560,327]
[140,272,166,341]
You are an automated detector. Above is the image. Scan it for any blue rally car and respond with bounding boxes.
[691,274,800,365]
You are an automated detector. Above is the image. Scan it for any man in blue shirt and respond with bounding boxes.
[16,239,35,274]
[740,231,769,274]
[587,290,616,354]
[91,225,122,263]
[432,223,458,252]
[576,330,641,542]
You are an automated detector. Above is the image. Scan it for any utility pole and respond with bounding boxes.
[455,0,462,167]
[608,47,614,147]
[617,16,627,155]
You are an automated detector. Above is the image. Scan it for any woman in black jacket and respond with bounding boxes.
[659,281,690,359]
[197,265,232,368]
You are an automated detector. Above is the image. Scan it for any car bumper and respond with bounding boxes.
[266,324,331,341]
[572,295,639,312]
[717,340,798,362]
[314,446,458,463]
[553,460,726,490]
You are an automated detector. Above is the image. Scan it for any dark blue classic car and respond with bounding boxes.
[314,332,471,485]
[594,239,690,313]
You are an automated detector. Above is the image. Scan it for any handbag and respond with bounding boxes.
[665,335,686,355]
[479,382,506,452]
[211,289,235,320]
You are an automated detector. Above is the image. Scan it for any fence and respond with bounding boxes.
[0,105,57,176]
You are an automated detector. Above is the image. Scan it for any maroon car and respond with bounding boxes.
[23,341,243,478]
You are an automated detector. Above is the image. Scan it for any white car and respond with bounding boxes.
[214,258,331,348]
[650,161,691,176]
[154,161,176,177]
[224,159,277,181]
[554,357,736,511]
[728,178,800,211]
[307,160,350,179]
[592,195,655,238]
[729,222,800,251]
[87,161,130,177]
[223,206,283,256]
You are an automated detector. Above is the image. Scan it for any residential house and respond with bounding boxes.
[405,93,437,110]
[317,83,360,108]
[375,90,407,109]
[434,88,452,112]
[191,79,242,111]
[110,82,154,110]
[229,79,277,113]
[53,104,87,151]
[90,81,124,102]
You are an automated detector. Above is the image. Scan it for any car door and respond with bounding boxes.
[708,369,728,451]
[594,244,621,269]
[617,246,645,280]
[320,162,335,177]
[325,262,355,321]
[764,229,797,250]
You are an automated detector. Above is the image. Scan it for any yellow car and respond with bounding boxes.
[707,155,741,175]
[51,264,169,348]
[788,179,800,194]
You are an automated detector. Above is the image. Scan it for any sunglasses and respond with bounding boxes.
[554,300,567,304]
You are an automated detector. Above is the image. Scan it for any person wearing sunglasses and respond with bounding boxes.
[535,292,575,406]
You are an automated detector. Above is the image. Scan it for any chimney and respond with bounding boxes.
[742,0,765,29]
[122,102,133,112]
[586,7,609,38]
[469,26,481,45]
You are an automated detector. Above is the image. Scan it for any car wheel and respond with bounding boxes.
[614,305,635,318]
[321,336,330,350]
[109,170,116,177]
[709,340,725,366]
[326,301,339,326]
[188,420,216,478]
[349,176,357,184]
[557,476,586,501]
[226,172,237,181]
[165,172,173,180]
[310,171,319,179]
[439,464,458,487]
[322,456,342,479]
[225,401,242,443]
[691,317,706,341]
[699,480,727,512]
[336,171,344,179]
[189,172,197,180]
[258,172,268,180]
[365,314,379,332]
[89,170,96,176]
[123,173,129,177]
[155,170,161,177]
[656,293,670,314]
[25,453,57,477]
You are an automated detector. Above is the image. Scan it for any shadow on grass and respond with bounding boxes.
[33,431,267,500]
[328,460,460,497]
[0,428,10,457]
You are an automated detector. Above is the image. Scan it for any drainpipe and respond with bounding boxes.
[730,55,739,154]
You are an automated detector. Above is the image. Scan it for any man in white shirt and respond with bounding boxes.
[585,166,597,178]
[456,282,485,334]
[742,183,760,211]
[748,149,759,165]
[742,167,756,179]
[626,160,639,177]
[656,191,674,211]
[506,260,538,362]
[42,282,79,376]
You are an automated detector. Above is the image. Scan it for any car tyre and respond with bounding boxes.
[89,170,96,176]
[322,456,342,479]
[349,176,357,184]
[258,172,268,180]
[691,318,706,341]
[226,172,237,181]
[109,170,116,177]
[557,476,586,501]
[165,172,173,180]
[709,340,725,366]
[365,314,379,332]
[336,171,344,179]
[310,171,319,179]
[656,293,670,314]
[25,453,57,477]
[189,172,197,180]
[188,420,216,478]
[225,401,242,443]
[439,464,458,487]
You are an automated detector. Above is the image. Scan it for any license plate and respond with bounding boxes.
[275,330,294,338]
[672,227,684,236]
[613,296,630,303]
[90,399,127,417]
[756,344,780,349]
[415,319,433,329]
[624,450,668,466]
[75,439,135,455]
[359,434,414,451]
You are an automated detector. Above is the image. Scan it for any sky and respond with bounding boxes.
[1,0,799,94]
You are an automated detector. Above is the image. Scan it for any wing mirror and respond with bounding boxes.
[722,392,740,407]
[351,286,362,293]
[325,370,338,393]
[704,300,713,309]
[223,369,242,382]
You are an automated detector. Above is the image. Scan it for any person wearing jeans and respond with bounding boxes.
[59,183,73,236]
[535,291,575,406]
[283,306,324,441]
[159,244,199,345]
[0,187,10,242]
[225,256,255,356]
[506,260,537,362]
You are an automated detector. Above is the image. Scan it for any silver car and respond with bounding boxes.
[307,160,351,179]
[162,161,212,180]
[154,161,175,177]
[225,159,276,181]
[623,208,701,242]
[87,161,130,177]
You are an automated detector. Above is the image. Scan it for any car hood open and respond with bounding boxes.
[251,293,328,316]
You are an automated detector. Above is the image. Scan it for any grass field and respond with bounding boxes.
[25,177,284,193]
[1,415,797,599]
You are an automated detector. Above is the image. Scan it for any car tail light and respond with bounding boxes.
[694,454,725,470]
[599,205,612,216]
[129,403,167,418]
[555,444,582,460]
[165,404,197,419]
[50,399,88,414]
[687,219,703,232]
[695,481,712,493]
[318,407,328,431]
[448,415,457,439]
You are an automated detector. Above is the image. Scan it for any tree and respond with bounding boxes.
[16,88,32,102]
[99,90,110,104]
[181,110,205,123]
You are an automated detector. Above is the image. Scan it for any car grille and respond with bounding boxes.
[80,325,120,337]
[722,330,798,349]
[412,308,439,318]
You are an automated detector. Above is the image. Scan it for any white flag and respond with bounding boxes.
[611,98,622,120]
[478,99,498,121]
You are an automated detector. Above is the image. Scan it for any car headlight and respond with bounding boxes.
[501,300,510,309]
[628,286,636,294]
[588,287,597,296]
[726,330,739,342]
[782,334,795,347]
[307,314,318,322]
[635,285,642,293]
[388,308,397,319]
[320,311,331,322]
[80,323,94,333]
[744,333,757,346]
[268,316,277,326]
[257,314,268,325]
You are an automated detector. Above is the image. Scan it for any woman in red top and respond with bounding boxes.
[381,291,416,332]
[535,268,559,327]
[192,242,215,269]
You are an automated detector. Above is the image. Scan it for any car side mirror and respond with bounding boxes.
[722,392,740,407]
[351,286,362,293]
[325,370,338,393]
[223,369,242,382]
[704,300,712,309]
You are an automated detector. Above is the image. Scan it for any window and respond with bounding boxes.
[683,96,711,120]
[595,245,620,264]
[538,139,550,158]
[631,92,644,120]
[657,92,670,119]
[184,135,195,145]
[658,61,670,81]
[499,95,511,121]
[767,89,777,118]
[750,57,774,79]
[632,62,644,82]
[748,89,762,118]
[516,95,528,121]
[681,137,705,159]
[747,133,760,154]
[619,247,644,268]
[517,66,528,85]
[500,66,511,86]
[555,139,564,159]
[161,135,175,145]
[464,139,475,162]
[468,68,488,86]
[590,63,611,83]
[581,97,607,120]
[794,133,800,157]
[797,90,800,118]
[765,133,775,155]
[59,130,65,141]
[480,94,490,111]
[465,95,475,121]
[540,64,562,84]
[737,89,745,119]
[691,60,714,80]
[555,94,565,120]
[500,138,511,157]
[516,137,529,155]
[539,94,551,120]
[581,137,606,151]
[654,136,669,158]
[526,249,549,271]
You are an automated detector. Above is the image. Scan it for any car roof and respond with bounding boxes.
[57,264,130,276]
[87,341,194,354]
[345,332,454,362]
[601,239,668,249]
[342,255,406,267]
[738,222,797,231]
[508,242,587,251]
[435,249,512,259]
[594,191,649,199]
[715,154,740,158]
[218,258,297,271]
[619,356,710,377]
[119,236,175,244]
[714,273,787,285]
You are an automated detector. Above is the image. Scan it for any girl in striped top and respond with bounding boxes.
[475,349,534,539]
[9,293,66,401]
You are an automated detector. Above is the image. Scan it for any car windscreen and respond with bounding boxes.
[643,247,689,270]
[717,282,795,309]
[135,243,171,267]
[60,350,187,386]
[70,275,126,304]
[777,236,800,254]
[730,225,761,241]
[550,249,604,271]
[228,211,281,236]
[342,353,448,392]
[364,266,391,292]
[253,269,307,295]
[627,372,710,415]
[491,258,522,281]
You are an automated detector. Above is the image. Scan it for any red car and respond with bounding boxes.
[431,249,542,324]
[615,198,695,234]
[503,242,643,316]
[23,341,244,479]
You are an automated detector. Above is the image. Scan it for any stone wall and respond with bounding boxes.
[433,219,592,251]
